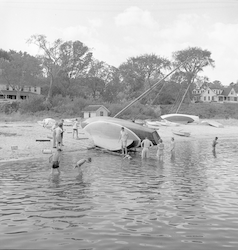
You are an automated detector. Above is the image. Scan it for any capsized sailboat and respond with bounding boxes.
[82,116,160,147]
[83,120,141,151]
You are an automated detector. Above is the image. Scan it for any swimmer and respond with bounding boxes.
[74,157,92,172]
[123,154,132,160]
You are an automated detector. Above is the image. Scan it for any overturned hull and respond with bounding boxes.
[84,121,141,151]
[161,114,199,124]
[82,116,160,145]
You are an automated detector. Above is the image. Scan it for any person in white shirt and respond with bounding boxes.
[55,123,63,150]
[72,119,79,139]
[51,122,58,148]
[141,137,153,159]
[119,127,128,155]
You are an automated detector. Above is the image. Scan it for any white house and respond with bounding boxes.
[82,105,110,118]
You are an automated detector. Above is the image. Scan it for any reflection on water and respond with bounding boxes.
[1,138,238,249]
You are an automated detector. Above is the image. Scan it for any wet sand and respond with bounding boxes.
[0,119,238,163]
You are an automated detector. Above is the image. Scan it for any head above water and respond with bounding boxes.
[121,127,124,130]
[215,137,218,140]
[87,157,92,162]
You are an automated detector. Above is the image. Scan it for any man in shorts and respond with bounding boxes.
[119,127,128,155]
[49,148,62,175]
[141,137,153,159]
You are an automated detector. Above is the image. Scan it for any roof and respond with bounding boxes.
[221,87,233,96]
[0,90,39,95]
[83,105,110,112]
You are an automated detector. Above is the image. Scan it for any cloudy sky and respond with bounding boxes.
[1,0,238,85]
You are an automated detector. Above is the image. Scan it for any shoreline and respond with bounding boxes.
[1,119,238,163]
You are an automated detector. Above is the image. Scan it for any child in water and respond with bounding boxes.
[74,157,92,173]
[157,139,164,161]
[49,148,62,175]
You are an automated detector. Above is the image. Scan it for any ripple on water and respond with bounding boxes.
[1,139,238,249]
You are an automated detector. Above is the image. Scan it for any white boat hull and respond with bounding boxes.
[172,130,191,137]
[161,114,199,124]
[84,121,141,151]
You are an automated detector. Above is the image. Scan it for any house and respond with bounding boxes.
[0,84,41,100]
[82,105,110,118]
[192,85,238,103]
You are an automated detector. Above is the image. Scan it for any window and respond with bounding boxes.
[100,111,103,116]
[208,90,210,94]
[208,96,210,101]
[204,97,206,101]
[34,87,37,92]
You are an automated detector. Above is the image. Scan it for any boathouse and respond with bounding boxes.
[82,105,110,118]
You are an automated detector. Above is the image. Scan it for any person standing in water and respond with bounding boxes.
[170,137,175,158]
[49,148,62,175]
[141,137,153,159]
[157,139,164,161]
[212,137,218,150]
[119,127,128,155]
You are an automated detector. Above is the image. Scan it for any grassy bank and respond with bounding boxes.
[1,100,238,122]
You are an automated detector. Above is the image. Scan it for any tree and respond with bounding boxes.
[173,47,215,103]
[0,50,43,100]
[28,35,92,102]
[119,54,171,102]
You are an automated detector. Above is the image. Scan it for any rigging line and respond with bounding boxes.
[113,59,191,118]
[175,82,191,113]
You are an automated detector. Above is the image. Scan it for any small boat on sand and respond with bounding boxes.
[201,120,224,128]
[161,114,199,124]
[172,129,191,137]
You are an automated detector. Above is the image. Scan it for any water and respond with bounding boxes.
[1,138,238,249]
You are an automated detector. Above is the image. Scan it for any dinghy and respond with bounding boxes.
[161,114,199,124]
[172,129,191,137]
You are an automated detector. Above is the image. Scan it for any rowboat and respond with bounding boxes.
[172,129,191,137]
[145,121,160,130]
[201,120,224,128]
[161,114,199,124]
[81,116,160,146]
[84,120,141,151]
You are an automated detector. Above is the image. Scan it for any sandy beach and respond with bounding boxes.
[1,118,238,163]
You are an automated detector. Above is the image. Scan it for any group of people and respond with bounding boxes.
[119,126,175,161]
[51,118,80,150]
[119,126,217,161]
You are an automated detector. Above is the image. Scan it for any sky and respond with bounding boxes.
[1,0,238,85]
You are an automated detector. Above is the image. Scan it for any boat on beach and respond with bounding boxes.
[201,120,224,128]
[172,129,191,137]
[84,120,141,151]
[81,116,160,146]
[161,113,199,124]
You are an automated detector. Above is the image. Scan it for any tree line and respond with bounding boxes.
[1,34,237,114]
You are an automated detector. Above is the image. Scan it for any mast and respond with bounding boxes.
[114,59,190,118]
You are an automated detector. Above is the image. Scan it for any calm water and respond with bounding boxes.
[1,138,238,250]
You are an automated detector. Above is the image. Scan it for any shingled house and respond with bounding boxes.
[82,105,110,118]
[192,85,238,103]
